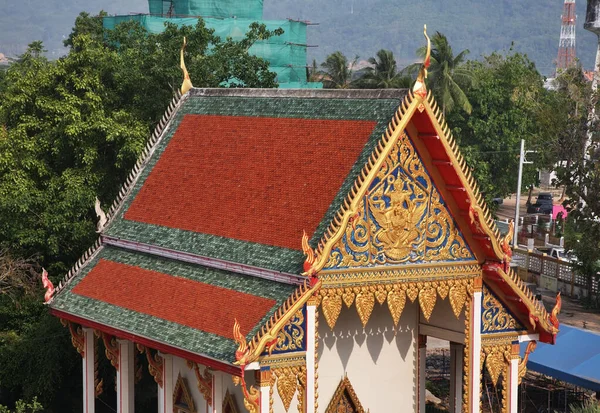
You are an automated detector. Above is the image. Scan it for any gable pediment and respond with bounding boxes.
[322,130,474,274]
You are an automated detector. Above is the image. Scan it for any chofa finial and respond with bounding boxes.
[413,24,431,98]
[180,37,193,95]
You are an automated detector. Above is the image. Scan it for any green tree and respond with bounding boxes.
[0,398,43,413]
[356,49,411,89]
[0,15,283,410]
[447,52,552,201]
[416,32,472,115]
[320,51,357,89]
[550,67,600,302]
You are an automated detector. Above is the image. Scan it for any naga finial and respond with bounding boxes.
[302,230,316,274]
[180,36,193,95]
[41,268,55,303]
[413,24,431,98]
[549,292,561,330]
[94,197,107,233]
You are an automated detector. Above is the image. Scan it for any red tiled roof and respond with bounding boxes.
[124,115,377,250]
[72,259,276,339]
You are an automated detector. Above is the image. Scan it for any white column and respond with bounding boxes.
[470,280,483,413]
[117,340,135,413]
[306,303,316,413]
[418,334,427,413]
[507,344,520,413]
[449,343,464,413]
[158,354,173,413]
[82,328,95,413]
[212,371,224,413]
[256,369,271,413]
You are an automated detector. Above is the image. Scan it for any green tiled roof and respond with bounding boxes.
[105,89,406,274]
[50,245,296,362]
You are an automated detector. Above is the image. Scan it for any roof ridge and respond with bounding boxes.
[189,88,408,100]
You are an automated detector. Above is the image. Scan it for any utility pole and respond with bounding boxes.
[513,139,534,247]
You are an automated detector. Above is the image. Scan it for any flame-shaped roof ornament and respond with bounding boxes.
[413,24,431,98]
[180,37,193,95]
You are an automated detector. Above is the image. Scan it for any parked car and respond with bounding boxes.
[492,197,503,206]
[526,192,554,214]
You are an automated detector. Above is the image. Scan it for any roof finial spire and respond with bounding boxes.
[413,24,431,98]
[180,37,193,95]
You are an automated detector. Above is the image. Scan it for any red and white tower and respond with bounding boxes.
[556,0,577,72]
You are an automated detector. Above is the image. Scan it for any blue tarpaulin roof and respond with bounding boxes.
[520,324,600,391]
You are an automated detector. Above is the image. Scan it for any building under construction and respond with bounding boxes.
[103,0,322,88]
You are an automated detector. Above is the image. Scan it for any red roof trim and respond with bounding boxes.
[50,308,242,376]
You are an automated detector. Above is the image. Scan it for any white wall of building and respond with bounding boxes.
[317,300,418,413]
[419,297,466,334]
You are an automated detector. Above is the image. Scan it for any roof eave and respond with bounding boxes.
[51,308,242,376]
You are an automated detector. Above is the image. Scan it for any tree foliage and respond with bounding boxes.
[320,51,357,89]
[447,52,554,200]
[0,14,282,410]
[355,49,411,89]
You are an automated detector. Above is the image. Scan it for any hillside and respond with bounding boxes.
[0,0,597,76]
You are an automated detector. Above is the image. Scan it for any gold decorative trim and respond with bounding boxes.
[187,361,213,406]
[518,341,537,384]
[314,305,319,413]
[258,353,306,368]
[180,37,193,95]
[482,344,511,387]
[319,278,473,329]
[236,280,322,366]
[173,373,196,413]
[137,344,163,387]
[413,25,431,98]
[273,366,299,412]
[94,336,103,397]
[60,319,85,357]
[223,389,240,413]
[462,293,471,413]
[232,375,259,413]
[100,332,119,370]
[319,262,480,285]
[303,91,419,275]
[255,369,272,387]
[324,375,366,413]
[297,365,306,413]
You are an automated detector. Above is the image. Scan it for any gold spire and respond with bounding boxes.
[413,24,431,98]
[180,37,193,95]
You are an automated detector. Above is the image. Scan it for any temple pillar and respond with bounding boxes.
[157,354,173,413]
[213,371,223,413]
[255,369,272,412]
[418,334,427,413]
[82,328,95,413]
[470,278,483,413]
[506,344,520,413]
[117,340,135,413]
[449,342,464,413]
[306,300,317,413]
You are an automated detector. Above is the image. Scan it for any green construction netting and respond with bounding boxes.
[147,0,262,19]
[103,15,316,85]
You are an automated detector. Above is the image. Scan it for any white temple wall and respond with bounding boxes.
[317,300,418,413]
[419,297,466,335]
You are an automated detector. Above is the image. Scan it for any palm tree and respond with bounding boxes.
[320,51,357,89]
[415,32,473,115]
[357,49,411,89]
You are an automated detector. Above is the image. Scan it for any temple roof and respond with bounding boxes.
[48,87,558,368]
[50,245,295,364]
